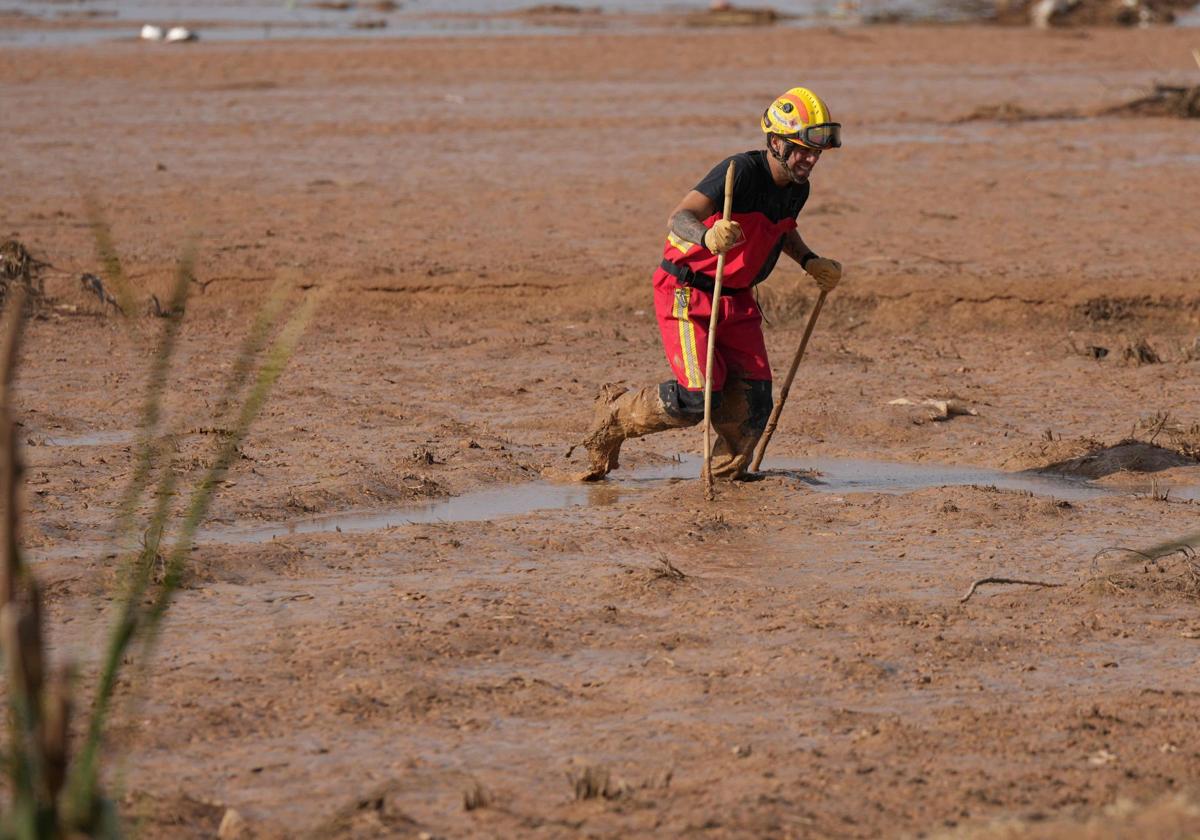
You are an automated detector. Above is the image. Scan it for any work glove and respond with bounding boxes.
[804,256,842,292]
[702,220,743,255]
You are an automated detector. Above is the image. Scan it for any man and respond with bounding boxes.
[573,86,843,481]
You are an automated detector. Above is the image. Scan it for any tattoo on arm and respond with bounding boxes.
[669,210,711,247]
[781,230,814,264]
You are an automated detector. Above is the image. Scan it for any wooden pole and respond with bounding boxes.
[750,288,827,473]
[702,161,736,501]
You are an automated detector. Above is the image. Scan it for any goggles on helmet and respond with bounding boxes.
[782,122,842,150]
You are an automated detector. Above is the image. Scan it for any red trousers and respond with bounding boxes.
[653,268,772,393]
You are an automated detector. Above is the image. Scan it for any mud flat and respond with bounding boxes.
[3,22,1200,838]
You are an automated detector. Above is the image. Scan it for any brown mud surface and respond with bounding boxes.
[3,24,1200,838]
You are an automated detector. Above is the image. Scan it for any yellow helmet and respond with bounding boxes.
[761,87,841,150]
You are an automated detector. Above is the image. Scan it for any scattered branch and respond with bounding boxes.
[1,239,49,303]
[1089,541,1200,598]
[649,552,687,584]
[80,273,122,313]
[960,576,1064,603]
[1092,546,1156,563]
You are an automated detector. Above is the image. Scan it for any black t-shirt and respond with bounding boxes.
[687,150,810,287]
[693,150,810,224]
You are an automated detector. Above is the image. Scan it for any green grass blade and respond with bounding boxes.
[67,432,180,819]
[66,287,320,822]
[80,194,139,320]
[110,241,195,543]
[211,274,291,425]
[63,609,135,828]
[148,290,320,629]
[72,267,285,825]
[69,228,194,815]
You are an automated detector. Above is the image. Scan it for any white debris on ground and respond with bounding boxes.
[140,25,198,42]
[888,398,979,421]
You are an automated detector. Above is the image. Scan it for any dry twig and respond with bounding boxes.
[1089,542,1200,597]
[960,576,1064,603]
[79,272,121,313]
[652,553,687,582]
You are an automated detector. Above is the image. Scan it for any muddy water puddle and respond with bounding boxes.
[195,455,1178,547]
[0,0,1040,48]
[29,454,1194,561]
[194,467,685,545]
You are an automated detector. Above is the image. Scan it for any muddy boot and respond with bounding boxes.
[709,377,772,480]
[710,389,758,480]
[710,428,760,479]
[569,384,695,481]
